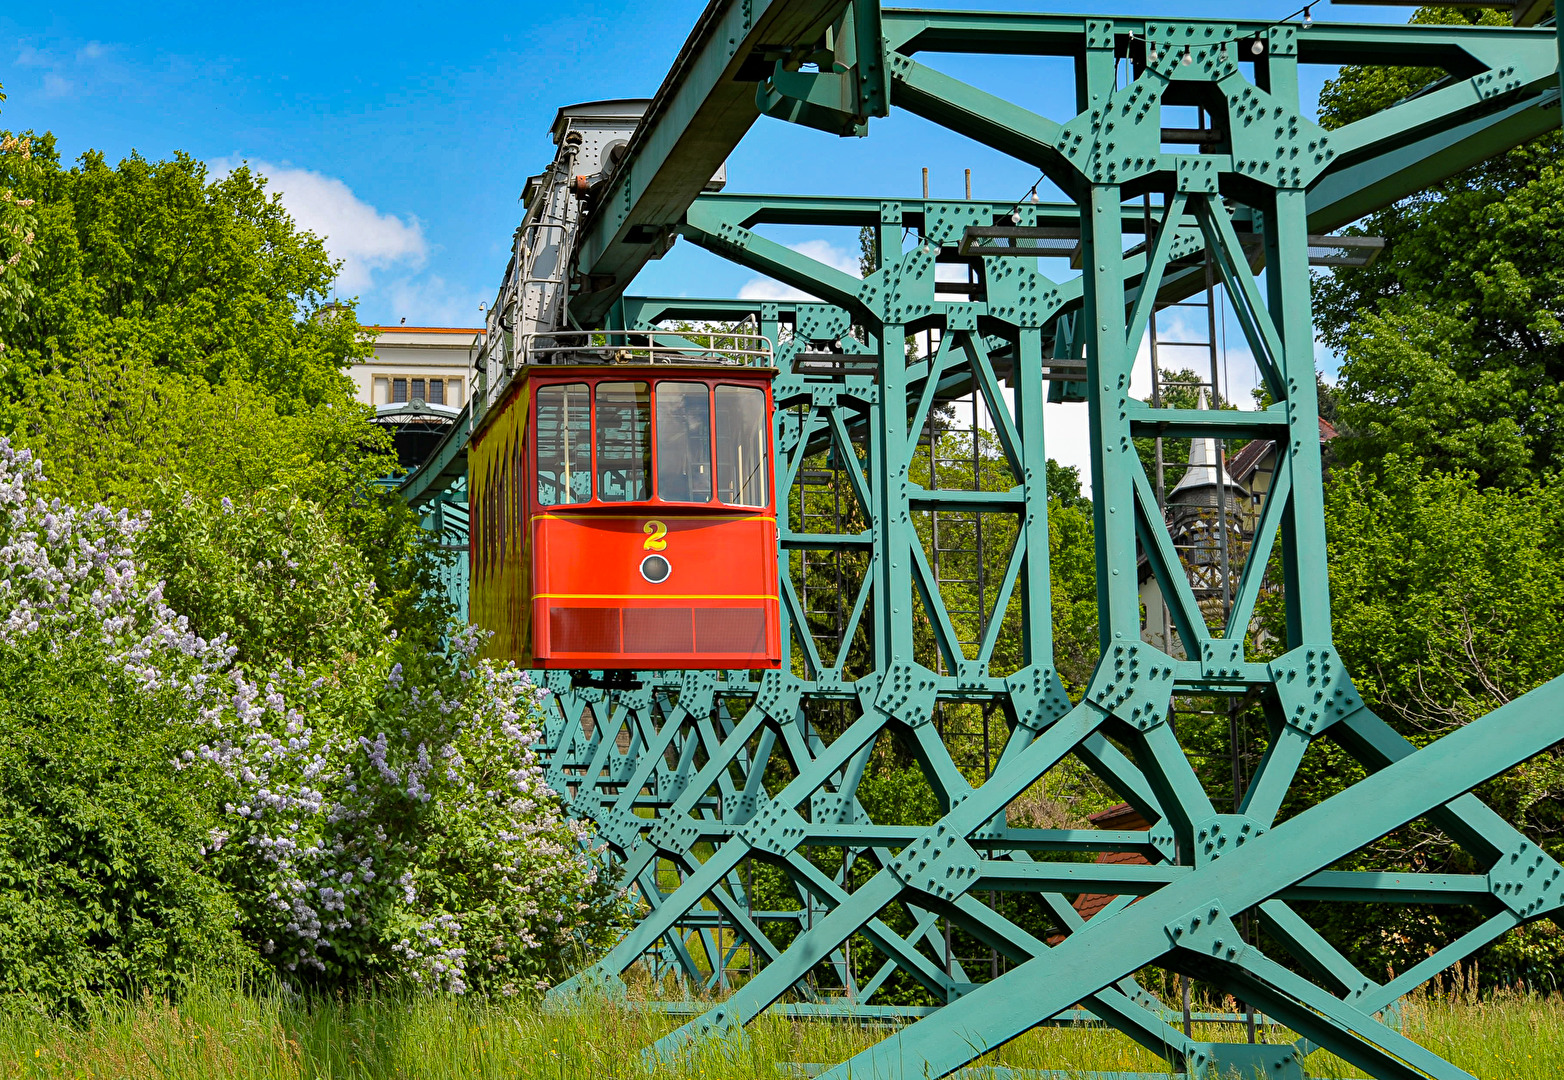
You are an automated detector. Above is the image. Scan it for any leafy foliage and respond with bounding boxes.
[0,99,39,352]
[1314,7,1564,486]
[0,442,621,1005]
[0,133,448,647]
[0,114,619,1004]
[0,135,360,411]
[137,486,388,670]
[1329,459,1564,738]
[0,640,252,1009]
[1244,460,1564,979]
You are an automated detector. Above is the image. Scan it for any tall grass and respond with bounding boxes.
[1,978,1560,1078]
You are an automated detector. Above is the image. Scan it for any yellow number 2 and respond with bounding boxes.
[643,520,669,551]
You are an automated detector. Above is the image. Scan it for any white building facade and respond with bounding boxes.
[352,326,483,409]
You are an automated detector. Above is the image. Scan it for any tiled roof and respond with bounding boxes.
[1226,438,1273,486]
[1046,803,1152,942]
[1223,416,1337,486]
[1087,802,1149,830]
[364,326,484,334]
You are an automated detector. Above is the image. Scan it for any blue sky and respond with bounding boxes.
[1,1,1406,479]
[0,1,1409,327]
[0,0,719,326]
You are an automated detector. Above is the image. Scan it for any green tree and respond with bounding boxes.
[22,353,451,647]
[0,444,621,1004]
[0,133,449,645]
[1245,459,1564,981]
[1045,458,1088,512]
[137,483,389,671]
[0,635,254,1008]
[0,92,40,356]
[0,135,362,412]
[1299,10,1564,978]
[1313,7,1564,487]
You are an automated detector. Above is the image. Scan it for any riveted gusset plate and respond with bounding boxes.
[1164,899,1250,963]
[887,821,982,903]
[1006,665,1074,734]
[872,660,941,728]
[646,814,703,859]
[1188,814,1268,867]
[1489,838,1564,918]
[1268,645,1363,736]
[736,799,811,859]
[1087,643,1177,732]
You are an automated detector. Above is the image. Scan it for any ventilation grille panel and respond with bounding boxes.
[623,608,695,653]
[546,606,769,657]
[695,608,767,653]
[549,607,621,654]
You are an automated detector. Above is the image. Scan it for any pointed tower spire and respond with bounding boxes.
[1168,387,1247,503]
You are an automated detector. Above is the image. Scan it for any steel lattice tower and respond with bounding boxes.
[403,5,1564,1077]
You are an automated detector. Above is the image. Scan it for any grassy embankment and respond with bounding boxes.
[1,979,1559,1078]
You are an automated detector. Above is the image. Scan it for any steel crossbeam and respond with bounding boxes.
[396,4,1564,1076]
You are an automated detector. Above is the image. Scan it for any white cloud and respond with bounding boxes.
[1044,400,1095,496]
[737,238,861,301]
[383,274,487,329]
[13,40,112,100]
[791,239,861,276]
[1129,305,1266,407]
[1042,303,1274,498]
[213,159,427,295]
[737,279,814,302]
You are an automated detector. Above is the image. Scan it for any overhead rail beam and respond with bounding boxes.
[566,9,1559,331]
[960,225,1384,268]
[569,0,854,324]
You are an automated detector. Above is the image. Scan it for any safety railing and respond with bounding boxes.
[519,329,774,368]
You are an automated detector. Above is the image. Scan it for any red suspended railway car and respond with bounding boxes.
[469,360,780,670]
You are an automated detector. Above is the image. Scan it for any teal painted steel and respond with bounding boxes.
[404,6,1564,1077]
[420,484,469,617]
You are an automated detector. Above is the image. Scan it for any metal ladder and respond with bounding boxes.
[923,344,1005,990]
[1144,159,1262,1043]
[797,441,852,670]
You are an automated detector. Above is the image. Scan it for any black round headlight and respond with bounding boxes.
[640,553,672,583]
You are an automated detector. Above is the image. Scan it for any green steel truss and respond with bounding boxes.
[467,7,1564,1078]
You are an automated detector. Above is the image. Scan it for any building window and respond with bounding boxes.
[378,375,463,406]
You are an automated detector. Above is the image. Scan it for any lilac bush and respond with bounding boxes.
[0,438,620,996]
